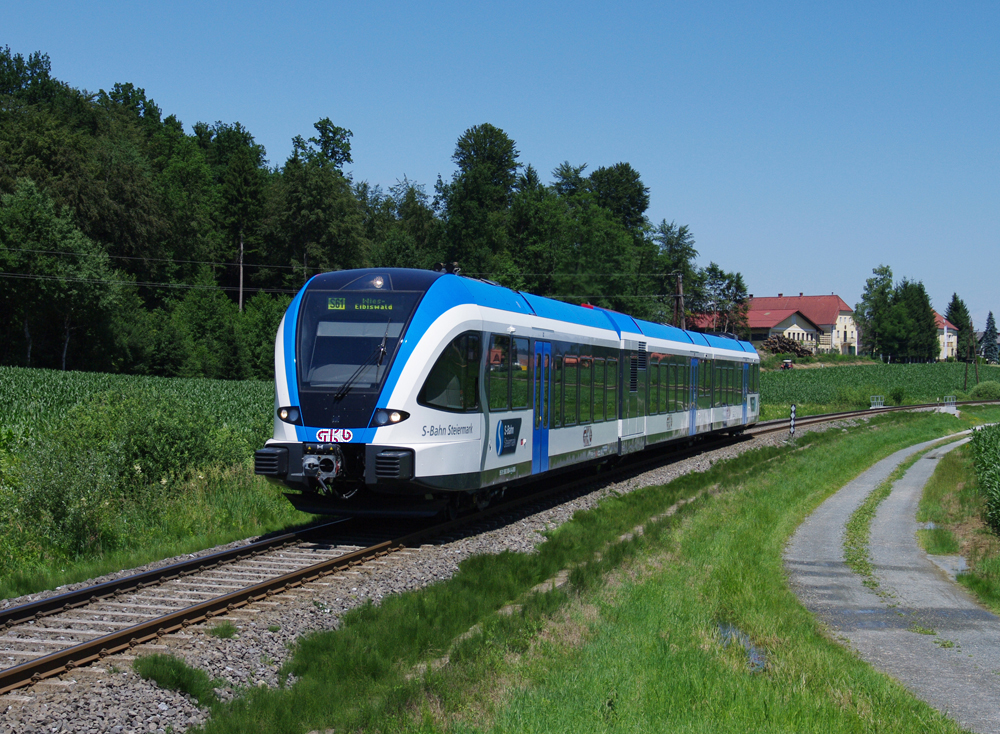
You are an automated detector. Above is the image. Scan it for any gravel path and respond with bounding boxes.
[0,427,809,733]
[786,431,1000,733]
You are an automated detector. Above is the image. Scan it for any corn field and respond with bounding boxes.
[761,362,1000,408]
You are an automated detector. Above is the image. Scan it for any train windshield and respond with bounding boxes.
[297,290,421,394]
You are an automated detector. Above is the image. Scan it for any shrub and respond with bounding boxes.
[889,386,906,405]
[970,381,1000,401]
[971,424,1000,535]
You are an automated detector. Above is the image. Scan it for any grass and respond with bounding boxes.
[167,409,977,733]
[208,621,239,639]
[911,411,1000,613]
[134,653,224,709]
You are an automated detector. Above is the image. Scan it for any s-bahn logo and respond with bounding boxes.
[495,418,521,456]
[317,428,353,443]
[582,426,593,447]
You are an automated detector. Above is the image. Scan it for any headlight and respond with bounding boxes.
[370,409,409,427]
[278,406,302,425]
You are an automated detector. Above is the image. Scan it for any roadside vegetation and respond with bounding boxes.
[0,366,312,599]
[142,409,985,733]
[917,420,1000,611]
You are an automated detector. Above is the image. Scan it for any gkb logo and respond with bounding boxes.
[495,418,521,456]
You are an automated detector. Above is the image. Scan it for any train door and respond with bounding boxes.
[532,341,551,474]
[742,362,749,424]
[622,342,646,438]
[689,358,699,436]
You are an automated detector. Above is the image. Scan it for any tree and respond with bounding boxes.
[586,162,650,234]
[0,178,120,369]
[983,312,999,364]
[436,123,520,275]
[691,262,750,337]
[222,145,265,310]
[945,292,975,361]
[854,265,894,356]
[884,279,937,362]
[652,220,699,325]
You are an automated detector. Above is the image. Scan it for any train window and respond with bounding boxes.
[580,351,592,424]
[553,354,563,428]
[488,334,511,411]
[606,358,618,420]
[648,357,658,416]
[593,358,605,422]
[512,338,530,410]
[564,344,579,426]
[699,360,712,410]
[418,332,481,412]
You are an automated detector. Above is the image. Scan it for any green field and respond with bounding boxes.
[760,362,1000,416]
[0,366,306,599]
[0,365,274,445]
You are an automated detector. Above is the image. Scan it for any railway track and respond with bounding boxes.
[2,399,993,695]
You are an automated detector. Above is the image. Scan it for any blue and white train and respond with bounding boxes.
[254,268,760,516]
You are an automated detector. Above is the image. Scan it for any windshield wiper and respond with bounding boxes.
[333,320,391,401]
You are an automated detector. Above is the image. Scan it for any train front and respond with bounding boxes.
[254,268,455,516]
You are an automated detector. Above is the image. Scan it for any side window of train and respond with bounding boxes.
[564,344,579,426]
[418,332,481,412]
[580,349,592,424]
[512,337,530,409]
[593,358,605,422]
[606,357,618,420]
[488,334,511,411]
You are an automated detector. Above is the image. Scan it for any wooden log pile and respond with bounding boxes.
[760,335,813,357]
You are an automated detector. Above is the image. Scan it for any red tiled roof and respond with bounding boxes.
[686,313,716,329]
[749,295,852,327]
[747,309,818,330]
[934,311,959,331]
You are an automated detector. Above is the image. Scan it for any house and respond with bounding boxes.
[747,308,821,349]
[935,312,959,360]
[748,294,858,354]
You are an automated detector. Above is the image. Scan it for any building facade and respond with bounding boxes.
[748,294,858,354]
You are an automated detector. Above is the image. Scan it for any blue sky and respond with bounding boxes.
[6,1,999,327]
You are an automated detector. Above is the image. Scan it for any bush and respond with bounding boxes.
[971,424,1000,535]
[889,386,906,405]
[10,385,249,556]
[970,381,1000,401]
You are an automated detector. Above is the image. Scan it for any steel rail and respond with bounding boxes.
[0,519,351,631]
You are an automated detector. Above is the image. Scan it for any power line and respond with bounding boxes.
[0,271,299,294]
[0,250,681,279]
[0,246,299,270]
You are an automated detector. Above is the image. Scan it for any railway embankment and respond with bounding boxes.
[4,407,1000,732]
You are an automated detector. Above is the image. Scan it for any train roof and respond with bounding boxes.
[300,269,756,356]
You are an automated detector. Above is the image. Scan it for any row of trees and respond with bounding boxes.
[854,265,994,363]
[0,46,750,378]
[854,265,939,362]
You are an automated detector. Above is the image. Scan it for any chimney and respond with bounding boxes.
[778,293,783,298]
[799,292,803,297]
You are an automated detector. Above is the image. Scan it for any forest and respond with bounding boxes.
[0,46,749,379]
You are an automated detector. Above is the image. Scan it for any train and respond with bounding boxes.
[254,268,760,516]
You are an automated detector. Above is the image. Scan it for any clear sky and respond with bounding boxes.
[6,1,999,327]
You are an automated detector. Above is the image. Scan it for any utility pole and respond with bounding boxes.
[964,317,979,391]
[672,271,685,330]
